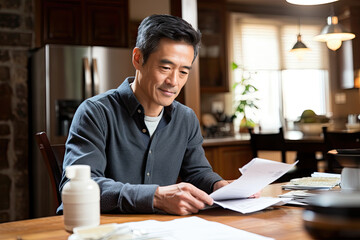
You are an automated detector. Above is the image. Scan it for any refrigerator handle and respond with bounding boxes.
[92,58,100,96]
[83,57,92,99]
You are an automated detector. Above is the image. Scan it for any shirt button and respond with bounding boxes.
[142,129,147,133]
[149,150,152,154]
[137,109,141,113]
[147,172,150,176]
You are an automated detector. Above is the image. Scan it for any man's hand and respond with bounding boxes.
[153,183,213,215]
[249,191,261,198]
[212,180,232,192]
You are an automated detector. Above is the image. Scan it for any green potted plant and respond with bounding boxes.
[232,62,259,132]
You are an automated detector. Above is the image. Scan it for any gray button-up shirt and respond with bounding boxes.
[58,77,222,214]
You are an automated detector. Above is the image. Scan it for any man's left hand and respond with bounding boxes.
[212,180,232,192]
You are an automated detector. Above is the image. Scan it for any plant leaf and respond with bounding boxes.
[231,62,239,70]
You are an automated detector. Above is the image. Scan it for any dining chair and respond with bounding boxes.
[35,132,65,207]
[248,127,286,163]
[248,127,308,182]
[322,126,360,172]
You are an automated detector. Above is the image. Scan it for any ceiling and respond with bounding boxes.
[228,0,288,6]
[225,0,360,18]
[228,0,360,7]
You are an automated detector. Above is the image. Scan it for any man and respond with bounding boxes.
[58,14,229,216]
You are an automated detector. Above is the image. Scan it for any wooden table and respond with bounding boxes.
[0,184,313,240]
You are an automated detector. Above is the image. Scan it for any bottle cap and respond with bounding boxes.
[65,165,91,180]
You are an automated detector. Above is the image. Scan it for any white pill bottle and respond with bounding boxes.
[62,165,100,232]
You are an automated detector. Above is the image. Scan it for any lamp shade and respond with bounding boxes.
[286,0,338,5]
[290,34,310,52]
[290,34,310,59]
[314,16,355,51]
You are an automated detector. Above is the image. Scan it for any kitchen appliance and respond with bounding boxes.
[29,44,135,217]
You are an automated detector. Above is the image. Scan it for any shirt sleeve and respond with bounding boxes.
[58,100,159,214]
[179,109,223,194]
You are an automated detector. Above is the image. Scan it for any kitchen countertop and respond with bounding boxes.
[203,133,251,147]
[203,130,324,147]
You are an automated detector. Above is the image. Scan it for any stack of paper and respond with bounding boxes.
[210,158,296,214]
[282,172,341,190]
[278,190,316,205]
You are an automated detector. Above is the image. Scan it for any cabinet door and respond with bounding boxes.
[198,1,229,93]
[217,146,252,179]
[37,0,129,47]
[86,1,128,47]
[204,144,252,180]
[42,1,82,44]
[204,146,216,168]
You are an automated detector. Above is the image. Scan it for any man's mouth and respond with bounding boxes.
[159,88,177,96]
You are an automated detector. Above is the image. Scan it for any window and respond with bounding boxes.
[231,14,330,130]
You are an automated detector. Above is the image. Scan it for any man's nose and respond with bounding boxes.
[166,70,178,86]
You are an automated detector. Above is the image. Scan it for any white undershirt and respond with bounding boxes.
[144,108,164,137]
[130,82,163,137]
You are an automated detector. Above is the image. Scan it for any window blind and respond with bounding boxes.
[233,16,327,70]
[282,25,327,69]
[231,14,329,126]
[234,22,280,70]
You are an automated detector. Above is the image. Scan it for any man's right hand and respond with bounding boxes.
[153,183,213,215]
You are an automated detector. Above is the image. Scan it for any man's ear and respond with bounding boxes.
[132,48,142,70]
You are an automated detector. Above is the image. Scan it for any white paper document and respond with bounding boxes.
[214,197,292,214]
[128,217,274,240]
[69,217,274,240]
[210,158,297,214]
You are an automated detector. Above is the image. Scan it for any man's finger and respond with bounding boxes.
[179,183,213,206]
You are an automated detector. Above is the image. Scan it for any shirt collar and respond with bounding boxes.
[117,77,176,118]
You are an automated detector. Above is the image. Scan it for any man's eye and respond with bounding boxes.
[161,66,170,70]
[180,71,188,75]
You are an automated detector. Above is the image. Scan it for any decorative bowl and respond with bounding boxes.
[295,122,332,136]
[346,123,360,131]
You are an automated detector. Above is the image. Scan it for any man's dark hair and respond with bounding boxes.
[136,14,201,64]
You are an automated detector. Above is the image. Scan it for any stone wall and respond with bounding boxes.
[0,0,34,222]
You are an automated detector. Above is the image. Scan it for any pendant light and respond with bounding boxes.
[314,13,355,51]
[286,0,338,5]
[290,18,310,59]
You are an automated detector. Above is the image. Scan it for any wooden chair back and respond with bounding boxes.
[35,132,65,207]
[322,126,360,172]
[248,127,286,163]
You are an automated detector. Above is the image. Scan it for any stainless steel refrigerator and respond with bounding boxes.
[29,44,135,217]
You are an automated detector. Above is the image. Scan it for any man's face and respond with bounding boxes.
[133,38,194,114]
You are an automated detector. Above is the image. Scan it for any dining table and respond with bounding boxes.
[0,183,314,240]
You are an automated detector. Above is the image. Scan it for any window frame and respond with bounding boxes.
[230,13,331,130]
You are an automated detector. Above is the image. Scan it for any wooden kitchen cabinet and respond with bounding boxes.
[204,144,252,179]
[41,1,81,45]
[36,0,128,47]
[197,0,229,93]
[337,6,360,89]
